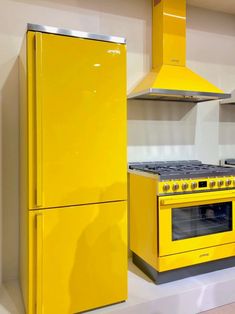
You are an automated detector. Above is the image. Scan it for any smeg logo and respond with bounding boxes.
[171,59,180,63]
[199,253,209,258]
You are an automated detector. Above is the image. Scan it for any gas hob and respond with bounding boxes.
[129,160,235,195]
[129,160,235,180]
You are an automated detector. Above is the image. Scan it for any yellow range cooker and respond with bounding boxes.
[129,160,235,284]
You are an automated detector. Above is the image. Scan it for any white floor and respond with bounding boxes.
[1,260,235,314]
[0,281,25,314]
[202,303,235,314]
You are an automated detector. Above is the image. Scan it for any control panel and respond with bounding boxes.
[159,176,235,194]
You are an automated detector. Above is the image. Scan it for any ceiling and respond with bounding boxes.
[188,0,235,15]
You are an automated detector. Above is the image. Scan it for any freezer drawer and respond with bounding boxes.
[28,201,127,314]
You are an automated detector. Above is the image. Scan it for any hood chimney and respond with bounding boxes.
[128,0,230,102]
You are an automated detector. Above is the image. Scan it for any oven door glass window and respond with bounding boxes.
[172,202,232,241]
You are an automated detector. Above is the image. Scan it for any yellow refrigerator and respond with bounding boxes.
[19,24,127,314]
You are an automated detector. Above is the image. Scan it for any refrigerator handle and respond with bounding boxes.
[36,214,43,313]
[35,32,43,207]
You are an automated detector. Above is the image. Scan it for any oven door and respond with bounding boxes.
[158,190,235,257]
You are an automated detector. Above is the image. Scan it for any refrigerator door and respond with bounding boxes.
[27,31,127,209]
[29,201,127,314]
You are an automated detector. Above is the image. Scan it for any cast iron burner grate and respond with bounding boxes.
[129,160,235,180]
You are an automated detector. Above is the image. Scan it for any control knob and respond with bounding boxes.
[217,180,224,187]
[191,182,197,189]
[226,179,232,186]
[182,182,188,190]
[172,183,179,191]
[210,181,216,188]
[163,183,170,192]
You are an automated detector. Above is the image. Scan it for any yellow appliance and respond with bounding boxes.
[129,161,235,284]
[19,24,127,314]
[128,0,230,102]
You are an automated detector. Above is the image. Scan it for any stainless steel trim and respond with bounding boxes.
[220,99,235,105]
[220,159,235,167]
[27,23,126,44]
[128,88,231,103]
[220,90,235,104]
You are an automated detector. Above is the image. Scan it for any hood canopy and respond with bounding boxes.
[128,0,230,102]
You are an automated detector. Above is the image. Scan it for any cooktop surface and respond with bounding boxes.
[129,160,235,180]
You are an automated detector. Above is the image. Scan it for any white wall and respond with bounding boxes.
[0,0,235,282]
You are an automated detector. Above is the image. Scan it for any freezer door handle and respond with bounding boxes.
[36,214,43,313]
[35,32,43,207]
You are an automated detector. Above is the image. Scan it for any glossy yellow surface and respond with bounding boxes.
[153,0,186,68]
[159,176,235,194]
[159,190,235,256]
[129,173,158,269]
[27,31,36,212]
[131,0,224,95]
[20,30,127,314]
[158,242,235,272]
[129,172,235,273]
[35,32,43,207]
[28,31,127,210]
[131,65,224,95]
[29,202,127,314]
[19,33,28,312]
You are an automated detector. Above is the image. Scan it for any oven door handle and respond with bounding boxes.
[160,192,235,206]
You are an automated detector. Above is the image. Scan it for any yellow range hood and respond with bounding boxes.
[128,0,230,102]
